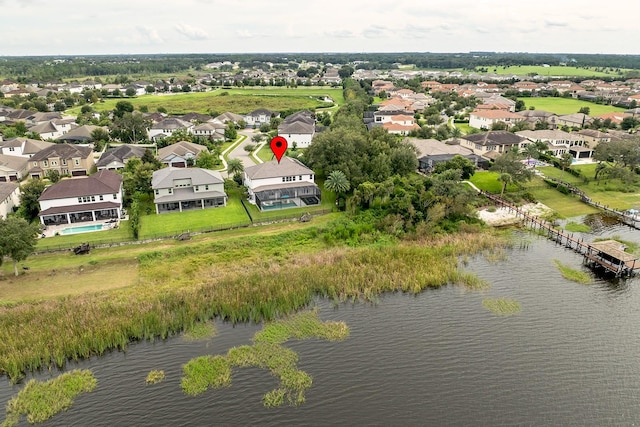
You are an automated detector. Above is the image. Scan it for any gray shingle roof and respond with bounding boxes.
[30,143,93,162]
[0,182,18,201]
[462,131,525,147]
[245,157,314,180]
[157,141,208,160]
[151,167,223,189]
[96,145,148,168]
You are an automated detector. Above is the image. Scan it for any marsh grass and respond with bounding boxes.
[183,322,217,341]
[2,369,96,427]
[563,222,591,233]
[181,310,348,407]
[0,228,505,382]
[553,260,592,284]
[145,370,165,385]
[482,298,521,316]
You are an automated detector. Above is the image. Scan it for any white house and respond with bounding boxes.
[516,130,587,157]
[244,157,320,211]
[244,109,279,127]
[0,182,20,219]
[277,111,315,148]
[148,117,194,141]
[151,167,226,214]
[0,138,54,158]
[469,110,525,130]
[38,170,123,227]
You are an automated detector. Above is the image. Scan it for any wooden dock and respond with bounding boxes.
[480,190,640,277]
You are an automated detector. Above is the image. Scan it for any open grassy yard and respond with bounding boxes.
[36,222,133,251]
[139,196,250,237]
[68,87,343,116]
[470,171,598,217]
[486,65,623,78]
[538,165,640,210]
[454,122,474,135]
[516,97,625,116]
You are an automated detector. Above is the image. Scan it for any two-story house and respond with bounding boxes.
[38,169,123,228]
[0,137,54,158]
[244,109,279,127]
[0,182,20,219]
[96,145,148,171]
[469,110,525,130]
[277,111,316,148]
[516,130,586,157]
[148,117,194,141]
[462,131,527,158]
[151,167,226,214]
[244,157,321,211]
[28,143,95,178]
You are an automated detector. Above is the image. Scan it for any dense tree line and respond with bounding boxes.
[2,53,639,82]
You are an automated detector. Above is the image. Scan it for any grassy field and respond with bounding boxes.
[68,87,343,116]
[539,165,640,210]
[470,171,599,217]
[517,98,625,116]
[485,65,623,78]
[454,122,474,135]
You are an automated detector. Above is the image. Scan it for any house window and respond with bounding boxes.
[33,162,38,167]
[62,159,67,165]
[51,161,58,166]
[205,185,209,190]
[8,147,14,152]
[74,159,80,166]
[154,190,159,195]
[168,188,172,194]
[43,160,48,167]
[99,195,104,201]
[282,177,285,182]
[78,197,82,203]
[299,176,302,180]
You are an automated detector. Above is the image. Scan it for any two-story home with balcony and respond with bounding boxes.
[28,143,95,178]
[244,157,320,211]
[244,109,279,127]
[151,167,226,214]
[38,169,123,227]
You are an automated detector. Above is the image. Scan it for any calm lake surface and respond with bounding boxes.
[2,218,640,426]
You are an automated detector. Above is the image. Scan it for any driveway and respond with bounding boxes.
[226,129,261,176]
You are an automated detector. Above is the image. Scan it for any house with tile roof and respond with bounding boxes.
[38,170,123,227]
[0,182,20,219]
[151,167,226,214]
[243,157,320,211]
[28,143,94,178]
[157,140,208,168]
[469,110,525,130]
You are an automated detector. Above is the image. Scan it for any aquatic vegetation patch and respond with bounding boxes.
[181,310,348,407]
[0,231,504,382]
[1,369,96,427]
[482,298,521,316]
[183,322,217,341]
[553,260,592,284]
[563,222,591,233]
[145,370,165,385]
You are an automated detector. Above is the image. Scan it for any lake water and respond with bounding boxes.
[2,218,640,426]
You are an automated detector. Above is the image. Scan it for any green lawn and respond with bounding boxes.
[68,87,343,116]
[517,98,625,116]
[454,122,474,135]
[538,165,640,210]
[486,65,624,78]
[139,196,250,237]
[470,171,598,217]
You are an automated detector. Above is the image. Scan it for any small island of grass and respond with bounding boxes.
[554,260,592,284]
[145,370,165,385]
[563,222,592,233]
[2,369,97,427]
[482,298,521,316]
[181,310,349,407]
[183,322,217,341]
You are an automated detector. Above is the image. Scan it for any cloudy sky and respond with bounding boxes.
[0,0,636,56]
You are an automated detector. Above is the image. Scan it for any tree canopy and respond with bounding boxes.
[0,217,40,276]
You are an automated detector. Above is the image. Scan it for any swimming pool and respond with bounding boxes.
[60,224,105,235]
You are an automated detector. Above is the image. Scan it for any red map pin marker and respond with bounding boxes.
[270,136,288,163]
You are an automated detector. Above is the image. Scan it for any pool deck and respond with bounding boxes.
[40,219,121,238]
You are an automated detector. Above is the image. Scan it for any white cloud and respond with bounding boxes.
[174,23,209,40]
[236,30,253,39]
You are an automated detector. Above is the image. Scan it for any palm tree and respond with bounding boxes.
[559,153,573,177]
[226,158,244,180]
[324,170,350,211]
[498,173,513,197]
